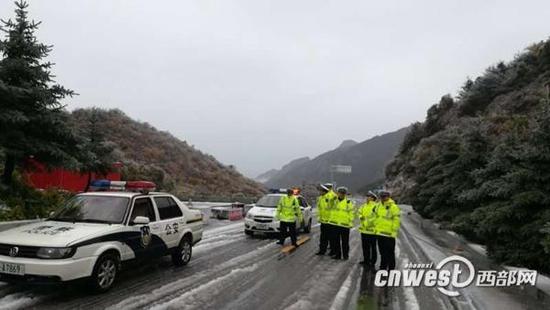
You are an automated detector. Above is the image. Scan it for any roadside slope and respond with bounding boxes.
[70,108,265,197]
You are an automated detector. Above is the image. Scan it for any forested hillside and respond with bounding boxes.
[70,109,265,198]
[386,39,550,272]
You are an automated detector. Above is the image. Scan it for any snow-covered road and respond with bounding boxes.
[353,205,550,310]
[1,208,549,310]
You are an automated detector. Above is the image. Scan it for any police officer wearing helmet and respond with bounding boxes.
[358,191,379,268]
[315,184,334,255]
[323,183,336,203]
[375,190,401,270]
[324,183,335,195]
[322,183,337,256]
[328,186,354,260]
[276,189,303,247]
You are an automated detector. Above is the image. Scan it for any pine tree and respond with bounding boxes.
[74,109,115,192]
[386,37,550,272]
[0,1,77,185]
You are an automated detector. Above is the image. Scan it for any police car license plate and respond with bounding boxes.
[256,223,268,230]
[0,262,25,276]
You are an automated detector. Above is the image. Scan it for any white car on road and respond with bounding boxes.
[0,181,203,292]
[244,193,313,236]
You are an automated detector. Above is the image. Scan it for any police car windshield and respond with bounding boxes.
[51,195,130,224]
[256,195,283,208]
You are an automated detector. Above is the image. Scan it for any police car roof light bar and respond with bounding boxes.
[126,181,156,194]
[89,180,156,194]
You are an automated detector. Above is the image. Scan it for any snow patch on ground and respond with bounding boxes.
[536,273,550,296]
[150,262,262,310]
[109,242,276,309]
[193,236,244,255]
[279,236,361,309]
[203,221,243,237]
[285,299,314,310]
[200,233,240,243]
[446,231,459,238]
[0,292,42,310]
[504,266,550,297]
[467,243,487,256]
[396,239,401,258]
[329,264,358,310]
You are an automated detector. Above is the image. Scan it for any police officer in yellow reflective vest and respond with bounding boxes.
[358,191,379,268]
[375,190,401,270]
[315,184,334,255]
[328,187,354,260]
[323,183,337,256]
[276,189,303,247]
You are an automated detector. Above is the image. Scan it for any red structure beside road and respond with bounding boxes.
[23,159,121,193]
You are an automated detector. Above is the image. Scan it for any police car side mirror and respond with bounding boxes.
[132,216,150,225]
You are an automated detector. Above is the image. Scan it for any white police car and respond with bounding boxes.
[244,190,313,236]
[0,180,203,292]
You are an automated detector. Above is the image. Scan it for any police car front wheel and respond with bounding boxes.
[172,237,192,266]
[90,253,119,292]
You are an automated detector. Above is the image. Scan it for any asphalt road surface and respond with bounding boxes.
[0,206,549,310]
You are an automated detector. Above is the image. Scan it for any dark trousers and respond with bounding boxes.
[327,224,336,255]
[330,226,350,258]
[279,221,297,245]
[377,235,396,270]
[318,223,330,253]
[361,233,377,265]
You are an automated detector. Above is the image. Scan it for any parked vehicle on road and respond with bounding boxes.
[0,180,203,292]
[244,191,313,236]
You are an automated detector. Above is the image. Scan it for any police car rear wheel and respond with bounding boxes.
[172,237,192,266]
[90,253,118,292]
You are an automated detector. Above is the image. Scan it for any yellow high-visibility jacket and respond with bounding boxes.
[328,197,354,228]
[358,200,379,235]
[317,192,335,224]
[276,195,303,223]
[374,198,400,238]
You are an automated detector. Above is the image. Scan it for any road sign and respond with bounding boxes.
[331,165,352,174]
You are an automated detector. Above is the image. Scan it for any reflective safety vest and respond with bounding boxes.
[328,198,355,228]
[276,195,303,223]
[358,201,379,235]
[374,198,400,238]
[317,192,334,224]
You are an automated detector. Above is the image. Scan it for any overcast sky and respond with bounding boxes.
[2,0,550,177]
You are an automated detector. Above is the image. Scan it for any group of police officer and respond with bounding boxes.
[275,183,401,270]
[317,184,401,269]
